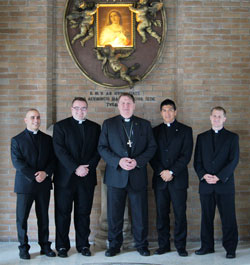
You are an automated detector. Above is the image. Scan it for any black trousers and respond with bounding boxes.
[107,185,148,249]
[16,191,51,251]
[54,181,95,252]
[200,192,238,253]
[154,186,187,250]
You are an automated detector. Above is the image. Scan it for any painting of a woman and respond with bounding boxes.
[100,10,131,47]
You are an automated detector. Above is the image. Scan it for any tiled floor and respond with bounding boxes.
[0,242,249,265]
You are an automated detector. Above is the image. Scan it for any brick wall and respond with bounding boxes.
[177,0,250,240]
[0,0,55,241]
[0,0,249,245]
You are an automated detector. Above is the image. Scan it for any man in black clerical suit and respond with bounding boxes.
[194,106,239,259]
[98,93,157,257]
[150,99,193,257]
[53,97,100,258]
[11,109,56,260]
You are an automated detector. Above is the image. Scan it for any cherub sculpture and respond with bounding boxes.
[94,45,140,88]
[67,1,96,47]
[129,0,163,44]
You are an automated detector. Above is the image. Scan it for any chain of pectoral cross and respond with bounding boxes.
[123,122,133,148]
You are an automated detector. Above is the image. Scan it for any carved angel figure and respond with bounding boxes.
[129,0,163,44]
[67,1,97,47]
[94,45,140,88]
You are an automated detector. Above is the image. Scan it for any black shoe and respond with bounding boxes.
[226,252,236,259]
[81,247,91,256]
[154,247,171,255]
[195,248,214,255]
[105,248,120,257]
[57,248,68,258]
[137,247,150,256]
[19,249,30,260]
[40,248,56,257]
[177,248,188,257]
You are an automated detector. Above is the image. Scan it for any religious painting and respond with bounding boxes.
[96,4,134,48]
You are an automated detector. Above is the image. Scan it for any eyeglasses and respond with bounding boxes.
[72,107,87,111]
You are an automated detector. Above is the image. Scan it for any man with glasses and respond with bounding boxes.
[53,97,101,258]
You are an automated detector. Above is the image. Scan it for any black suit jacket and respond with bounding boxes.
[151,121,193,190]
[98,115,157,191]
[53,117,101,188]
[11,129,54,194]
[194,128,239,194]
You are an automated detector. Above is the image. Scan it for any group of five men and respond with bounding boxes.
[11,93,239,260]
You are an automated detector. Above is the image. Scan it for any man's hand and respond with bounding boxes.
[35,171,47,183]
[160,170,173,182]
[119,158,137,171]
[75,165,89,177]
[203,174,219,184]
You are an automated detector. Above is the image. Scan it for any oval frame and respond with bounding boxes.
[63,0,167,89]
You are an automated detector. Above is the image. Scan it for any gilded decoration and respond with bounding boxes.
[64,0,166,88]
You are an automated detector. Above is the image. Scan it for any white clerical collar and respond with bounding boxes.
[212,127,223,134]
[27,129,38,134]
[164,119,175,127]
[121,115,133,122]
[78,120,85,124]
[73,117,86,124]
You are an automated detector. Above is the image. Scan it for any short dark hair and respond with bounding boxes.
[211,106,226,116]
[72,97,88,107]
[160,99,176,111]
[118,93,135,103]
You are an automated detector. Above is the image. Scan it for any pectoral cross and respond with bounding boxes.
[127,139,132,148]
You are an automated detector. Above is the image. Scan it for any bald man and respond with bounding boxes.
[11,109,56,259]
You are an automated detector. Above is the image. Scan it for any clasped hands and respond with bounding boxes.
[35,164,91,182]
[160,170,173,182]
[35,171,47,183]
[119,158,137,171]
[75,165,89,177]
[203,174,219,184]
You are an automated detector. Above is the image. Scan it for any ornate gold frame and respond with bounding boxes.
[96,4,134,48]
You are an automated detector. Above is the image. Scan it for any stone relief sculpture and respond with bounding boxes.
[67,1,97,46]
[94,45,140,88]
[129,0,163,44]
[64,0,166,88]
